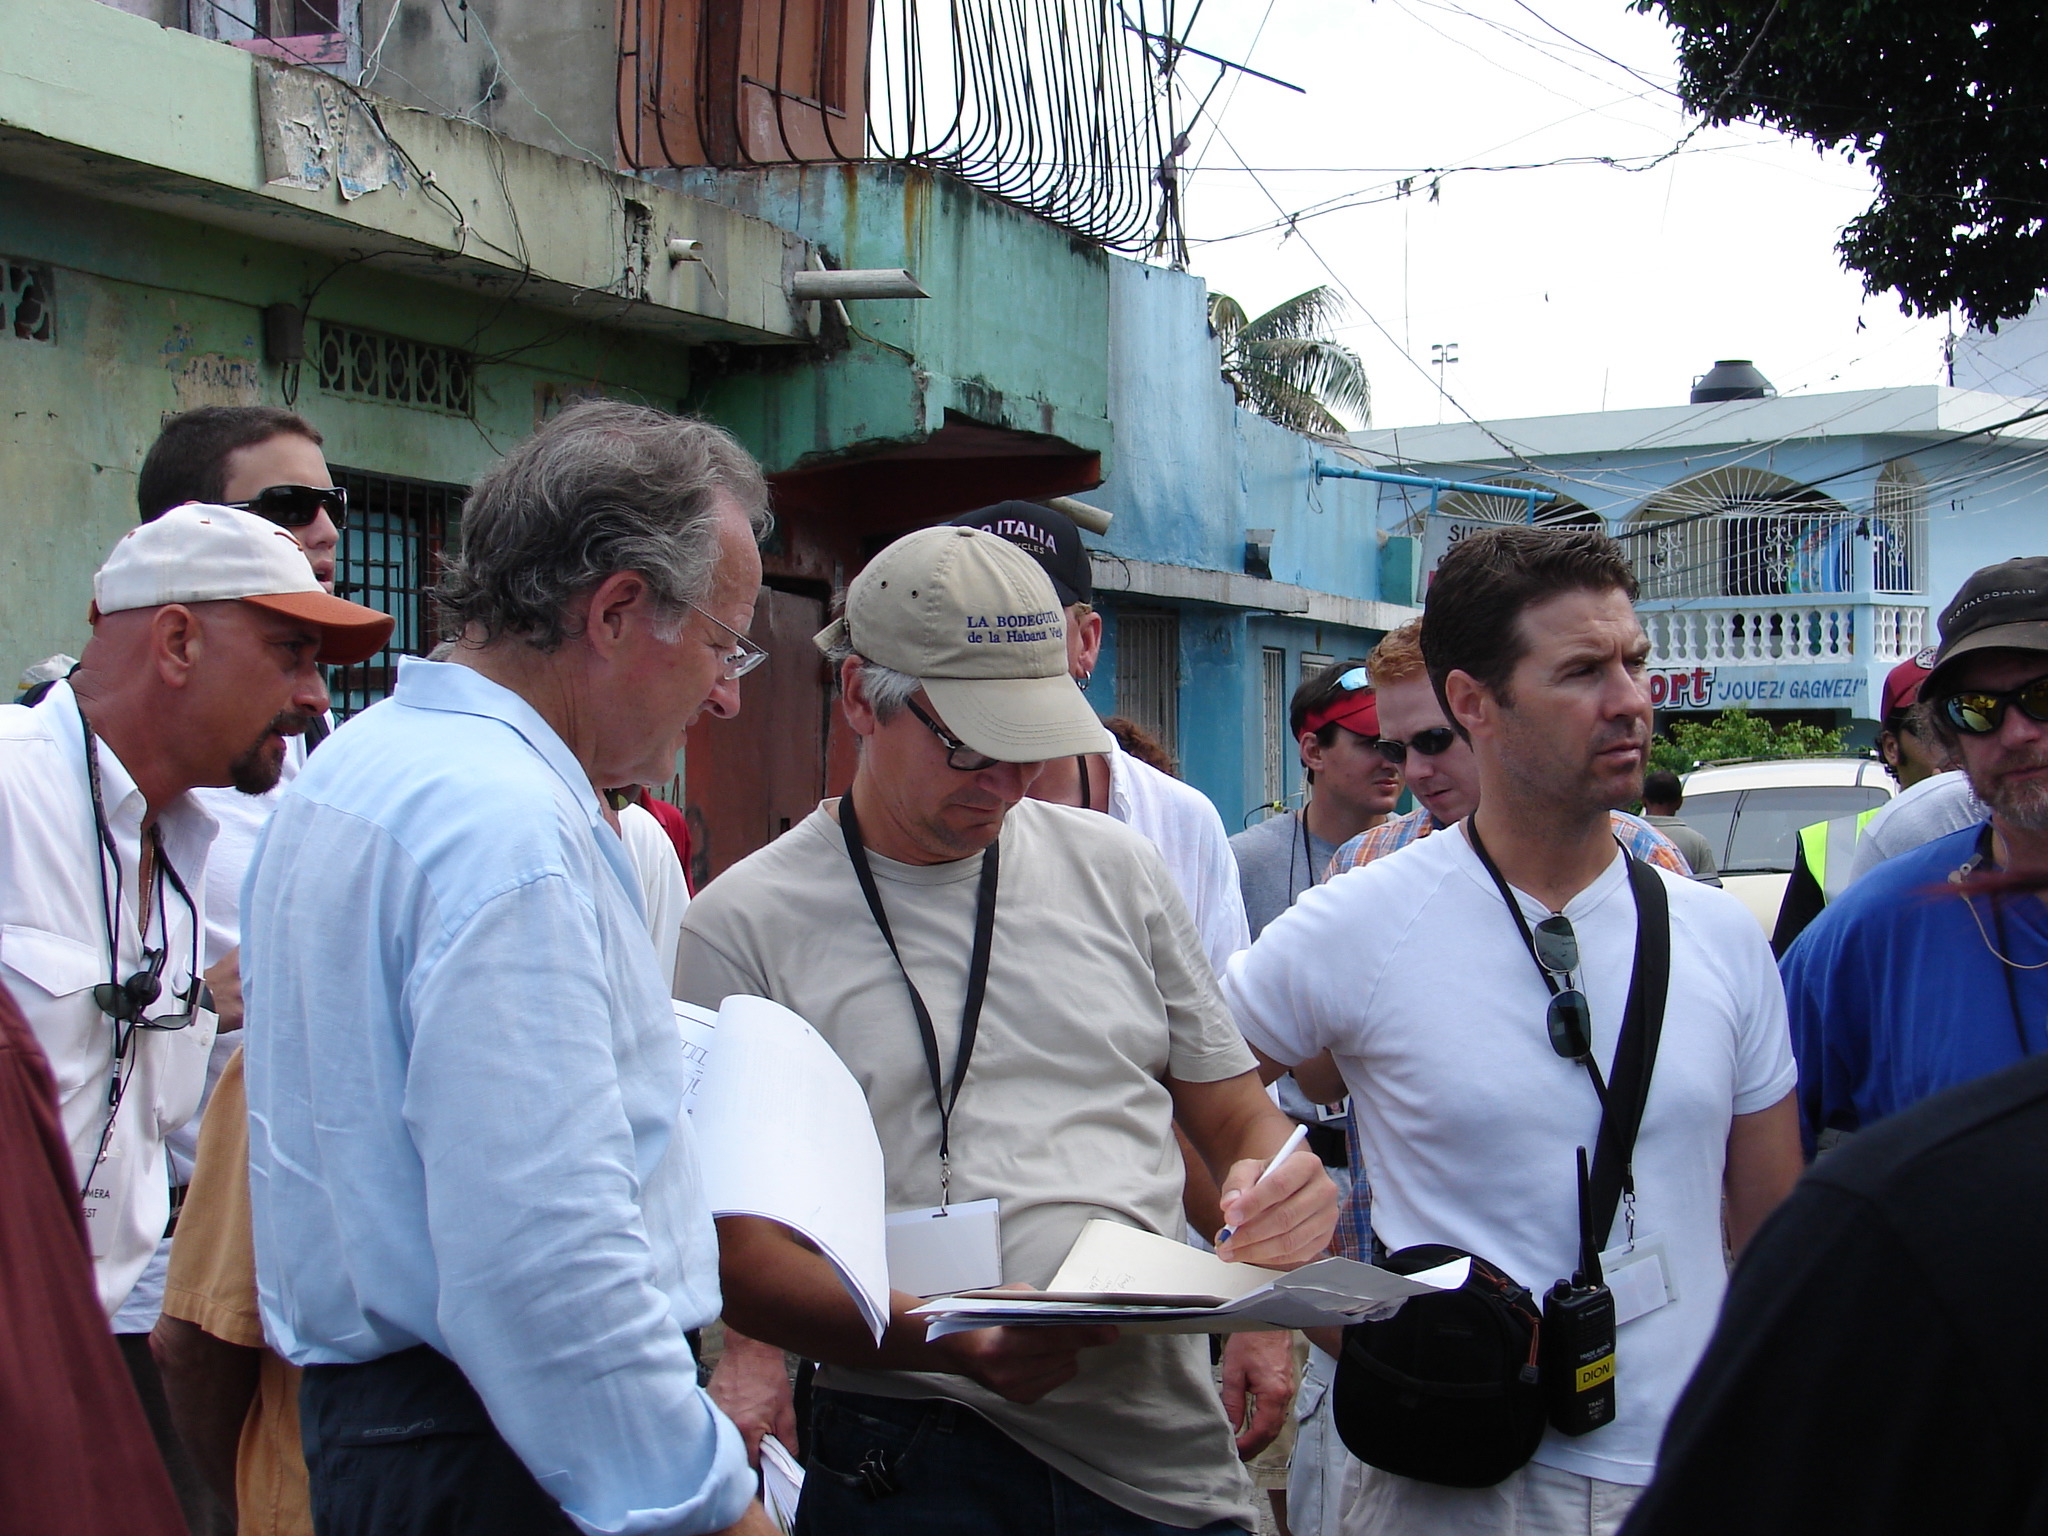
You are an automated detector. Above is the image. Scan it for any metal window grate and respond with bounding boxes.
[1116,609,1180,759]
[3,258,54,343]
[1261,647,1287,807]
[328,467,464,718]
[1300,652,1333,688]
[316,323,474,416]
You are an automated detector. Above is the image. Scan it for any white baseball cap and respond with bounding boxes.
[815,524,1114,762]
[93,503,393,666]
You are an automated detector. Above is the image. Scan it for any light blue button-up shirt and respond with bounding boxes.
[242,658,752,1536]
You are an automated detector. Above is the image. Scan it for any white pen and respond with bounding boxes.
[1215,1122,1312,1248]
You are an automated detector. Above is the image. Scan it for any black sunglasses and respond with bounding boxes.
[1373,727,1458,766]
[905,698,1001,772]
[92,948,207,1032]
[228,483,349,531]
[1942,674,2048,736]
[1533,914,1593,1061]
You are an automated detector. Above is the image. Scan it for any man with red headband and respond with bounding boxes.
[1231,663,1403,940]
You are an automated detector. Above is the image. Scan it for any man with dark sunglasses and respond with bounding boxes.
[139,406,344,588]
[1225,528,1800,1536]
[1784,557,2048,1151]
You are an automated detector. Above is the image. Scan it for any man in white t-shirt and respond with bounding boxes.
[682,525,1336,1535]
[1223,525,1802,1536]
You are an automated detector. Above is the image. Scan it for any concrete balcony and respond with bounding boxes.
[1642,597,1929,670]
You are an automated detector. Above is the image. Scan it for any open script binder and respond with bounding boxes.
[911,1219,1470,1337]
[679,995,891,1344]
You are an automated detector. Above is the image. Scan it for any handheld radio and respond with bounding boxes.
[1541,1146,1617,1436]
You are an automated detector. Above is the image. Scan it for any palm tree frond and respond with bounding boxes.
[1205,285,1371,432]
[1242,286,1353,344]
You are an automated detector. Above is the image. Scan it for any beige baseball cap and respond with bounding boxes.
[815,525,1114,762]
[93,503,394,666]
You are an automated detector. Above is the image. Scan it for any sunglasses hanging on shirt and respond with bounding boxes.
[80,711,205,1196]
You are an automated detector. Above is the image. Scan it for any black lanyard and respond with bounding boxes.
[1466,818,1668,1248]
[80,709,200,1194]
[839,793,1000,1208]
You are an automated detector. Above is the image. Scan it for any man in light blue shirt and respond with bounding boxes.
[242,402,778,1536]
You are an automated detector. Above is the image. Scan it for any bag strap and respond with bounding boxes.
[1585,855,1670,1251]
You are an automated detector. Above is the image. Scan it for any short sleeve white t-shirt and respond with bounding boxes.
[1221,825,1796,1486]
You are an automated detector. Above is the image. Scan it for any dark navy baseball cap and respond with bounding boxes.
[948,501,1092,607]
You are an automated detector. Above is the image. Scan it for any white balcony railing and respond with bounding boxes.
[1643,600,1928,668]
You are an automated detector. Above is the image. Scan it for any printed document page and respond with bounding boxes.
[687,994,890,1343]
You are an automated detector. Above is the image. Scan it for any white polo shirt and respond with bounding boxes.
[0,682,219,1315]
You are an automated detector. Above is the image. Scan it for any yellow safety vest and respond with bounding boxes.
[1798,808,1884,904]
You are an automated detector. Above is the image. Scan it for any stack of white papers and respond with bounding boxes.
[759,1437,803,1532]
[912,1220,1469,1337]
[683,995,891,1344]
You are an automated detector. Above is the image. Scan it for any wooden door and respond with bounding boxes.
[684,586,830,886]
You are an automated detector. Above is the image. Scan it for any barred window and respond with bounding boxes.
[316,324,474,416]
[1116,609,1180,759]
[329,468,464,718]
[1261,646,1287,807]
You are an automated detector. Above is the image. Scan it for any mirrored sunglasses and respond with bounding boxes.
[1942,674,2048,736]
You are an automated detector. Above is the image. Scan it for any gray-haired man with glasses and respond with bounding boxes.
[1224,526,1801,1536]
[239,402,781,1536]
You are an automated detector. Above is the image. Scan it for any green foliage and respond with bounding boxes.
[1633,0,2048,328]
[1207,286,1373,436]
[1649,706,1847,774]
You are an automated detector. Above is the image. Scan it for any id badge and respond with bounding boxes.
[1597,1230,1678,1327]
[886,1198,1002,1297]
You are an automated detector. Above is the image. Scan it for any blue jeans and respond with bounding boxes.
[795,1388,1250,1535]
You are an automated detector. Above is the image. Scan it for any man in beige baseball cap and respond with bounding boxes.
[686,525,1335,1535]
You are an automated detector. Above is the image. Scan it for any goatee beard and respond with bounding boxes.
[229,710,317,795]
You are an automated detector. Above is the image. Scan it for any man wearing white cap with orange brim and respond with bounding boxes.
[681,524,1336,1536]
[0,503,390,1317]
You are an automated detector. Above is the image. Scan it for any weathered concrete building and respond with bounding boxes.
[1346,369,2048,742]
[5,0,1409,874]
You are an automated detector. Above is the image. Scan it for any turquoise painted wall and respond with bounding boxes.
[659,162,1114,472]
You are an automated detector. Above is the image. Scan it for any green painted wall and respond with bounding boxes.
[0,171,696,680]
[661,163,1115,473]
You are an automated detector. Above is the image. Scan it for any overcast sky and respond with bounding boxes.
[1170,0,1952,432]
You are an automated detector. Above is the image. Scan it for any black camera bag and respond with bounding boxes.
[1332,1243,1545,1489]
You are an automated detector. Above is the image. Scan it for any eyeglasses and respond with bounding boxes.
[1942,674,2048,736]
[686,603,769,681]
[905,698,1002,772]
[1532,914,1593,1061]
[227,483,349,531]
[92,947,206,1032]
[1373,727,1458,766]
[1334,666,1372,692]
